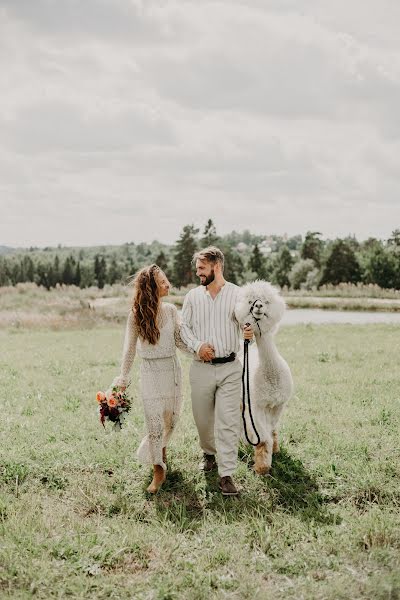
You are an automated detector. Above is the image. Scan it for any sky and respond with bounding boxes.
[1,0,399,247]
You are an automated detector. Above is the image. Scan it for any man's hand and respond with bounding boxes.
[243,324,254,341]
[198,343,215,362]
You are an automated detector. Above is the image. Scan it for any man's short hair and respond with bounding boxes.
[193,246,225,270]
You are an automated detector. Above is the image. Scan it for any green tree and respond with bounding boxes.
[74,261,82,287]
[35,261,52,289]
[107,257,121,285]
[80,263,95,288]
[272,246,294,288]
[249,244,268,279]
[201,219,219,247]
[62,256,75,285]
[155,251,170,276]
[301,231,323,267]
[288,259,316,290]
[320,239,361,286]
[219,244,244,285]
[172,224,199,287]
[0,257,10,286]
[53,255,61,285]
[22,256,35,282]
[94,255,107,289]
[388,229,400,247]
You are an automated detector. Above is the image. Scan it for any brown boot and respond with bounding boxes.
[219,476,239,496]
[147,465,166,494]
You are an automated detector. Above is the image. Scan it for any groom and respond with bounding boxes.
[180,246,253,495]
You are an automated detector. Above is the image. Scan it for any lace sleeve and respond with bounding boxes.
[171,304,193,355]
[112,310,138,388]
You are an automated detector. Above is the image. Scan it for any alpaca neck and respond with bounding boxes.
[255,332,280,365]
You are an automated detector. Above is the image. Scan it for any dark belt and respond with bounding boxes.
[208,352,236,365]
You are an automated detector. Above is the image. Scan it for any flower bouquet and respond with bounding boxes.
[96,386,131,430]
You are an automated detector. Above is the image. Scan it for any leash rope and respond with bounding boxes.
[241,333,261,447]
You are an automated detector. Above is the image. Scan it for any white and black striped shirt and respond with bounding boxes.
[180,282,241,358]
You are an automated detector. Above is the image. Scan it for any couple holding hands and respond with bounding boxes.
[111,246,254,495]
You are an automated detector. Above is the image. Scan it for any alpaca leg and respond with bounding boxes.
[254,433,273,475]
[272,430,280,454]
[271,405,284,454]
[254,442,268,475]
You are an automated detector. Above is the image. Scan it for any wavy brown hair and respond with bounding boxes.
[131,264,162,345]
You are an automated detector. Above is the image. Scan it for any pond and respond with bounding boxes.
[282,308,400,326]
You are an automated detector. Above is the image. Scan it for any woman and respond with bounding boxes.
[111,264,191,493]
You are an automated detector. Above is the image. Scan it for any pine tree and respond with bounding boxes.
[155,251,170,276]
[22,256,35,282]
[222,247,244,285]
[201,219,219,247]
[74,261,82,287]
[172,224,199,287]
[94,254,107,289]
[62,256,74,285]
[53,255,60,285]
[272,246,294,288]
[249,244,268,279]
[301,231,323,267]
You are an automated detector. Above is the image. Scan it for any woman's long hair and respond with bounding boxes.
[131,264,162,345]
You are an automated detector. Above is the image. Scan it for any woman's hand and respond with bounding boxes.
[198,343,215,362]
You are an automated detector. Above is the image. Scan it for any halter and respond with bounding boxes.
[249,298,264,336]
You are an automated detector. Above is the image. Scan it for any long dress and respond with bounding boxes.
[112,302,191,471]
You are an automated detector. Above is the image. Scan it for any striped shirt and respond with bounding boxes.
[180,282,241,358]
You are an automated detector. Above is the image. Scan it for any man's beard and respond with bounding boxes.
[200,269,215,286]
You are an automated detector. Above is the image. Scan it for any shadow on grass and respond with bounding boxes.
[148,447,339,530]
[238,444,340,525]
[150,469,206,533]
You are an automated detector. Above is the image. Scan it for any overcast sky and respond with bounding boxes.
[1,0,399,247]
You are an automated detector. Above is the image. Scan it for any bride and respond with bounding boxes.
[111,264,190,493]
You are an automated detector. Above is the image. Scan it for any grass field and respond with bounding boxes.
[1,324,400,599]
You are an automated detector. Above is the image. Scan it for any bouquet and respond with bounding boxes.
[96,386,131,429]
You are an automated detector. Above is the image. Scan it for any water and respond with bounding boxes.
[282,308,400,325]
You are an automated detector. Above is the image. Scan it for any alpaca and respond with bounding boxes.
[235,281,293,474]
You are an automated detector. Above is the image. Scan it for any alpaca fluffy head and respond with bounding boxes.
[235,280,286,335]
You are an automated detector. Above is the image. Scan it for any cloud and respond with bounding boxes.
[1,0,177,44]
[1,101,176,154]
[0,1,399,247]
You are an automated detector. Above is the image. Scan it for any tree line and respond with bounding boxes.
[0,222,399,290]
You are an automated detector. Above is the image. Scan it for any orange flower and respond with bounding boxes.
[107,396,117,407]
[96,391,106,403]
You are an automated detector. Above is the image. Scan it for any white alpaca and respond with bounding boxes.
[235,281,294,474]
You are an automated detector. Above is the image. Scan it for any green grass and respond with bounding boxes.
[1,324,400,599]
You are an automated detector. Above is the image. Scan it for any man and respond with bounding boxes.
[180,246,253,496]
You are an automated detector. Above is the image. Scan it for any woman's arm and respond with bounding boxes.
[112,310,138,388]
[171,304,193,355]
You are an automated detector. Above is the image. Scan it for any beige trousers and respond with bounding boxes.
[189,358,242,477]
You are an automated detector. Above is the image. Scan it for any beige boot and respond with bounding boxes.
[147,465,166,494]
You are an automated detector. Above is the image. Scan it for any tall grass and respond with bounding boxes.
[1,324,400,598]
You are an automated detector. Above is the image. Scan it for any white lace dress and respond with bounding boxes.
[112,302,191,470]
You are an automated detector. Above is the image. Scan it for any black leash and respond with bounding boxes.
[241,322,261,447]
